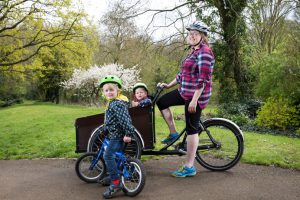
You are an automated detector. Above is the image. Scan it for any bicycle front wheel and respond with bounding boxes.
[196,118,244,171]
[75,152,106,183]
[87,125,143,159]
[122,158,146,197]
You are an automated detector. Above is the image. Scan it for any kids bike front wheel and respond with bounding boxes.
[75,152,106,183]
[196,118,244,171]
[121,158,146,197]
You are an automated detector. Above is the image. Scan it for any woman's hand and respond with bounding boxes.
[123,136,131,143]
[159,82,169,89]
[188,100,197,113]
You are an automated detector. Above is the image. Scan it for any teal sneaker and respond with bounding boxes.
[161,132,179,144]
[171,166,197,177]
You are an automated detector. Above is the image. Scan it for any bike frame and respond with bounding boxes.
[141,87,220,156]
[90,138,130,178]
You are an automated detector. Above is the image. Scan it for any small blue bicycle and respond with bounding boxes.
[75,138,146,197]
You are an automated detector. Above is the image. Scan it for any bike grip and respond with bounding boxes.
[156,83,164,90]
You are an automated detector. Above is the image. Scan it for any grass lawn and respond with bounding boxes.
[0,102,299,170]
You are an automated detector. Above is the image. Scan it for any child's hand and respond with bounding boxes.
[123,136,131,143]
[132,101,139,107]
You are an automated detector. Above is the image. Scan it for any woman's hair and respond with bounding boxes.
[200,32,210,47]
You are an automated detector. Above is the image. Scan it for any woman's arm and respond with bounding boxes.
[160,78,177,89]
[188,85,204,113]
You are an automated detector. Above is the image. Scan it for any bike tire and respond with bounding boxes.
[122,158,146,197]
[87,125,143,159]
[195,118,244,171]
[75,152,106,183]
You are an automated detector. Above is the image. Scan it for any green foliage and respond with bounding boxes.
[256,98,300,130]
[249,19,300,105]
[0,65,26,100]
[217,99,262,126]
[254,52,300,104]
[0,0,82,67]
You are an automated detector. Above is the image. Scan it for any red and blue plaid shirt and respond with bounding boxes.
[176,43,215,109]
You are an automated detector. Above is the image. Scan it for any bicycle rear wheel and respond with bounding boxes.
[122,158,146,197]
[75,152,106,183]
[87,125,143,159]
[196,118,244,171]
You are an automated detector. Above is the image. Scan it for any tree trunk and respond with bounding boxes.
[214,0,251,102]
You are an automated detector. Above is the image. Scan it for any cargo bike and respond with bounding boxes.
[75,86,244,171]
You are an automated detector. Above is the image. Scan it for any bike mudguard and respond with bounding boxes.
[203,118,244,140]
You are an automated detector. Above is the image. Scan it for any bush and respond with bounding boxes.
[0,98,23,107]
[217,99,262,126]
[256,98,300,130]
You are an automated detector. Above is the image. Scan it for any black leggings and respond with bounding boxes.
[157,89,202,135]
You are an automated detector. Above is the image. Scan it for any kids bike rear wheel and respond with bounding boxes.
[75,152,106,183]
[87,125,143,159]
[196,118,244,171]
[122,158,146,197]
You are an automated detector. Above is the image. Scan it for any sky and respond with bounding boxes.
[75,0,195,40]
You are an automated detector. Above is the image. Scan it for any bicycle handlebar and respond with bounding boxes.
[152,84,164,104]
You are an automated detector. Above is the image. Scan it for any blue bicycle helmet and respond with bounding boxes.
[186,21,209,36]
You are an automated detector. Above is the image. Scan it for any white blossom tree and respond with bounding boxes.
[62,63,140,105]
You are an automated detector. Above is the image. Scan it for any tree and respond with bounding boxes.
[248,0,298,54]
[254,20,300,104]
[0,0,82,67]
[96,0,138,64]
[36,32,97,104]
[62,64,140,105]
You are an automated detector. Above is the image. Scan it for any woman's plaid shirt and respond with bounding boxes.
[176,43,215,109]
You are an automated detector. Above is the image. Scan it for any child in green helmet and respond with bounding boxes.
[131,82,152,107]
[99,75,135,199]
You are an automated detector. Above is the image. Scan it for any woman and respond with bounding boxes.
[157,21,215,177]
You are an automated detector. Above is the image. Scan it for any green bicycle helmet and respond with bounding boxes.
[99,75,122,89]
[133,82,148,93]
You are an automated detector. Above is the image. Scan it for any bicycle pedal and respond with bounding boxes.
[178,149,187,155]
[174,143,186,150]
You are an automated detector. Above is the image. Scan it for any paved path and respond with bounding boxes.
[0,156,299,200]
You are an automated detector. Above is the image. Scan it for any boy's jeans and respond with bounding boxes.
[103,139,123,181]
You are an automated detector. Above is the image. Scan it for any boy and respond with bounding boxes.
[131,82,152,107]
[99,75,134,199]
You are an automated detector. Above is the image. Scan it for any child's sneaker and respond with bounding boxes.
[102,183,122,199]
[97,175,110,186]
[171,165,196,177]
[161,132,179,144]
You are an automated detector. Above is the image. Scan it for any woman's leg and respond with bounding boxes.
[157,89,185,134]
[160,108,177,133]
[185,134,199,167]
[184,102,202,167]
